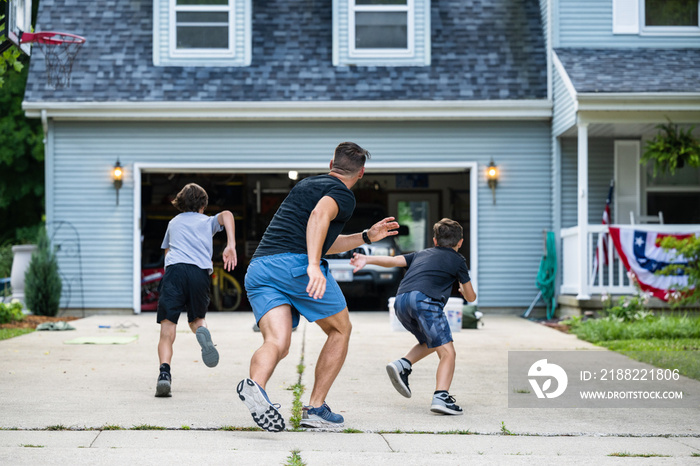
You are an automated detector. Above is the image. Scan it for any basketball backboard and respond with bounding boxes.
[5,0,33,55]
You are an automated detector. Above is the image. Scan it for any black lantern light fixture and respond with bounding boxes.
[112,159,123,205]
[486,159,498,205]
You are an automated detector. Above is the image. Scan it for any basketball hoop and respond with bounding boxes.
[20,32,86,89]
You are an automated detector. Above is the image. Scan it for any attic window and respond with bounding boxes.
[350,0,414,57]
[171,0,235,56]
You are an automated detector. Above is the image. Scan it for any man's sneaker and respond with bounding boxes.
[155,371,171,397]
[236,378,285,432]
[300,402,344,428]
[386,360,412,398]
[430,392,463,415]
[196,327,219,367]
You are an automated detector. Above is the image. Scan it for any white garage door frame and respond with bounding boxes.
[132,161,479,312]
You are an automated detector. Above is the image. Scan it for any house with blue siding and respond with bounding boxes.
[21,0,698,315]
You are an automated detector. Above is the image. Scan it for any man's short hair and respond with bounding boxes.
[172,183,208,213]
[331,142,370,176]
[433,218,463,248]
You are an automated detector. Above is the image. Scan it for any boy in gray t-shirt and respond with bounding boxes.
[155,183,237,398]
[350,218,476,415]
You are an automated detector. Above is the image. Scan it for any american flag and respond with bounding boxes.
[593,180,614,278]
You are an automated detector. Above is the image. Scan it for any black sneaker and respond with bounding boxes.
[155,371,171,397]
[430,392,463,415]
[386,359,412,398]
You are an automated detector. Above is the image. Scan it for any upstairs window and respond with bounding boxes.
[613,0,700,35]
[644,0,699,27]
[171,0,235,57]
[334,0,429,66]
[351,0,412,56]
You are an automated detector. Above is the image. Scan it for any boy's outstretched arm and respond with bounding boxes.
[350,253,406,273]
[217,211,237,271]
[460,281,476,302]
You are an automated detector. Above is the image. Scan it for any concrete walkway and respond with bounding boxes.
[1,311,698,465]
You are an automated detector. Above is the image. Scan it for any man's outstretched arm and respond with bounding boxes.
[326,217,400,255]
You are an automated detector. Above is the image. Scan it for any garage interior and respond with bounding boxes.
[140,170,471,312]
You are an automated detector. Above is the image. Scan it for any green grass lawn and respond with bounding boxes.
[567,316,700,382]
[0,328,34,341]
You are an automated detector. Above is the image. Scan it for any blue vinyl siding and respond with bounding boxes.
[333,0,431,66]
[47,120,550,310]
[552,64,576,137]
[560,137,615,228]
[153,0,251,67]
[556,0,700,48]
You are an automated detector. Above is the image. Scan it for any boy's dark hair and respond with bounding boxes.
[433,218,463,248]
[172,183,208,213]
[331,142,371,176]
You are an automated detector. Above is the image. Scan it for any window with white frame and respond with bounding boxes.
[171,0,235,57]
[350,0,413,57]
[644,164,700,224]
[613,0,700,34]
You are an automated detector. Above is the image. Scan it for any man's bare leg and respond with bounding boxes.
[308,307,352,407]
[250,305,293,389]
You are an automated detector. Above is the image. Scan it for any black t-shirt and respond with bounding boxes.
[253,175,356,259]
[397,247,471,304]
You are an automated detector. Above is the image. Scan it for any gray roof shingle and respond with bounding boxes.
[555,48,700,94]
[25,0,547,102]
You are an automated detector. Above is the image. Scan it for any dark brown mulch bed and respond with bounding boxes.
[0,315,81,330]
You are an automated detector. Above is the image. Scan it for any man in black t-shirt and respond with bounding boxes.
[237,142,399,432]
[350,218,477,416]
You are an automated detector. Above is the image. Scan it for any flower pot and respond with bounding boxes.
[10,245,37,305]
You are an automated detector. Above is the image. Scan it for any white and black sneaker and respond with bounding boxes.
[155,371,172,398]
[386,359,412,398]
[237,378,285,432]
[430,391,463,415]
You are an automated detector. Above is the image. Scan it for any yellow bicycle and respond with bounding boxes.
[211,264,242,311]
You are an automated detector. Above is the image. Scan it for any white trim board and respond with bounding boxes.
[24,100,552,121]
[131,161,479,312]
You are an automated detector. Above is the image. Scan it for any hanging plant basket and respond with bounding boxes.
[641,120,700,177]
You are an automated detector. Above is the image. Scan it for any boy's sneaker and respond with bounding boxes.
[236,378,285,432]
[430,392,463,415]
[155,371,171,398]
[386,359,412,398]
[196,327,219,368]
[300,402,344,428]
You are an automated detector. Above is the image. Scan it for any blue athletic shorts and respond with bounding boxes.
[394,291,452,349]
[244,253,347,328]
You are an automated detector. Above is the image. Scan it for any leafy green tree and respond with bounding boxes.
[0,0,25,87]
[659,235,700,306]
[24,226,61,316]
[0,56,44,244]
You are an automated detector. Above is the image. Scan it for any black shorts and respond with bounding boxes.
[156,263,211,324]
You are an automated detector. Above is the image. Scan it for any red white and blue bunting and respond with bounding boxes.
[608,226,699,301]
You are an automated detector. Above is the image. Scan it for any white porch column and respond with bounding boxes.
[576,122,590,299]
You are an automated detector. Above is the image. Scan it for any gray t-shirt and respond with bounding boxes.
[161,212,223,274]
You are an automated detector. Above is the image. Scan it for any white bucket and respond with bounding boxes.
[388,296,463,332]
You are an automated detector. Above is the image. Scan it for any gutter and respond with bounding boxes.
[22,100,552,121]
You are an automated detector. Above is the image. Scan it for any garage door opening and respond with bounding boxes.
[136,167,474,313]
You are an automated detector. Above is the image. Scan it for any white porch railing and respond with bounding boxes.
[561,224,635,296]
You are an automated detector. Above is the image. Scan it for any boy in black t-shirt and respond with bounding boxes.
[350,218,476,415]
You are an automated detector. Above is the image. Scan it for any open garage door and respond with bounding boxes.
[135,165,476,313]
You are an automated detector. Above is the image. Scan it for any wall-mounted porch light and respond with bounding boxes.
[112,159,123,205]
[486,159,498,205]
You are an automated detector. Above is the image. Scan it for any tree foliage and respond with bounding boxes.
[0,54,44,244]
[0,0,25,88]
[659,234,700,306]
[24,226,61,316]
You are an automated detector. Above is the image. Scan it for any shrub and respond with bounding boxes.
[24,228,62,316]
[0,242,13,278]
[0,299,24,324]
